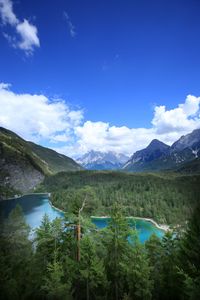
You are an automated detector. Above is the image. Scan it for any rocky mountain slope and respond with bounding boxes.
[123,139,170,171]
[0,127,82,196]
[77,150,129,170]
[123,129,200,172]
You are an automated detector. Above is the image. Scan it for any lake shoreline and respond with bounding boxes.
[49,200,65,214]
[2,193,169,232]
[49,203,169,232]
[91,215,169,232]
[1,192,50,201]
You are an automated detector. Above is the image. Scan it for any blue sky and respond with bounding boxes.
[0,0,200,157]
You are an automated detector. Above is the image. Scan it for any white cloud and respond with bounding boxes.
[63,11,76,38]
[0,82,11,89]
[0,0,17,25]
[180,95,200,115]
[73,121,156,156]
[16,19,40,52]
[0,83,83,143]
[50,134,70,143]
[152,95,200,134]
[0,83,200,158]
[61,95,200,157]
[0,0,40,54]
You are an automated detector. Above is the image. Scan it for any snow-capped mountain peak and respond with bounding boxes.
[76,150,129,170]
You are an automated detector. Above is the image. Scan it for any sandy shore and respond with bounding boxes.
[91,215,170,232]
[91,216,110,219]
[49,200,65,214]
[128,216,170,232]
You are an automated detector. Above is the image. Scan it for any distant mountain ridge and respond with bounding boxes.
[76,130,200,172]
[0,127,82,196]
[123,139,170,170]
[1,126,200,198]
[171,129,200,152]
[77,150,129,170]
[123,129,200,172]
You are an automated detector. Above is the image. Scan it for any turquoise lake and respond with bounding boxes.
[0,194,164,243]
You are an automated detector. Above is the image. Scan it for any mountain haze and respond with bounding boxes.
[77,150,129,170]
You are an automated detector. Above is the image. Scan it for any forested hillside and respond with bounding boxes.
[0,127,82,196]
[176,158,200,174]
[38,171,200,225]
[0,203,200,299]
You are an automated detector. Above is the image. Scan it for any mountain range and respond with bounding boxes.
[76,150,129,170]
[77,129,200,172]
[1,126,200,198]
[123,129,200,172]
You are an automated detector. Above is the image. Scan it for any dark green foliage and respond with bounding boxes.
[78,235,107,300]
[176,158,200,174]
[103,204,131,300]
[42,251,72,300]
[39,170,200,225]
[145,234,163,299]
[1,201,200,299]
[158,232,182,300]
[31,215,65,298]
[179,203,200,299]
[126,237,152,300]
[0,205,33,300]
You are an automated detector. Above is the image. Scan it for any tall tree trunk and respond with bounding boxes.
[77,196,86,262]
[77,221,81,261]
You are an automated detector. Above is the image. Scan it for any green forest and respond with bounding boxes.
[38,171,200,225]
[1,170,200,299]
[0,202,200,300]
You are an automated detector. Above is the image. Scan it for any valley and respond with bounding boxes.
[1,0,200,297]
[1,126,200,226]
[1,126,200,300]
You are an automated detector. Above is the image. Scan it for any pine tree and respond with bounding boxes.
[42,251,72,300]
[179,203,200,299]
[0,205,32,300]
[32,215,64,298]
[125,232,152,300]
[78,235,107,300]
[145,234,162,299]
[103,203,130,300]
[159,231,182,300]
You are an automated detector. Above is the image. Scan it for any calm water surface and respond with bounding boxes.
[0,194,64,229]
[92,217,164,243]
[0,194,164,242]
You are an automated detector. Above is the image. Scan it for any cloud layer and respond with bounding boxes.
[152,95,200,134]
[0,83,200,158]
[0,83,83,143]
[52,95,200,157]
[0,0,40,54]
